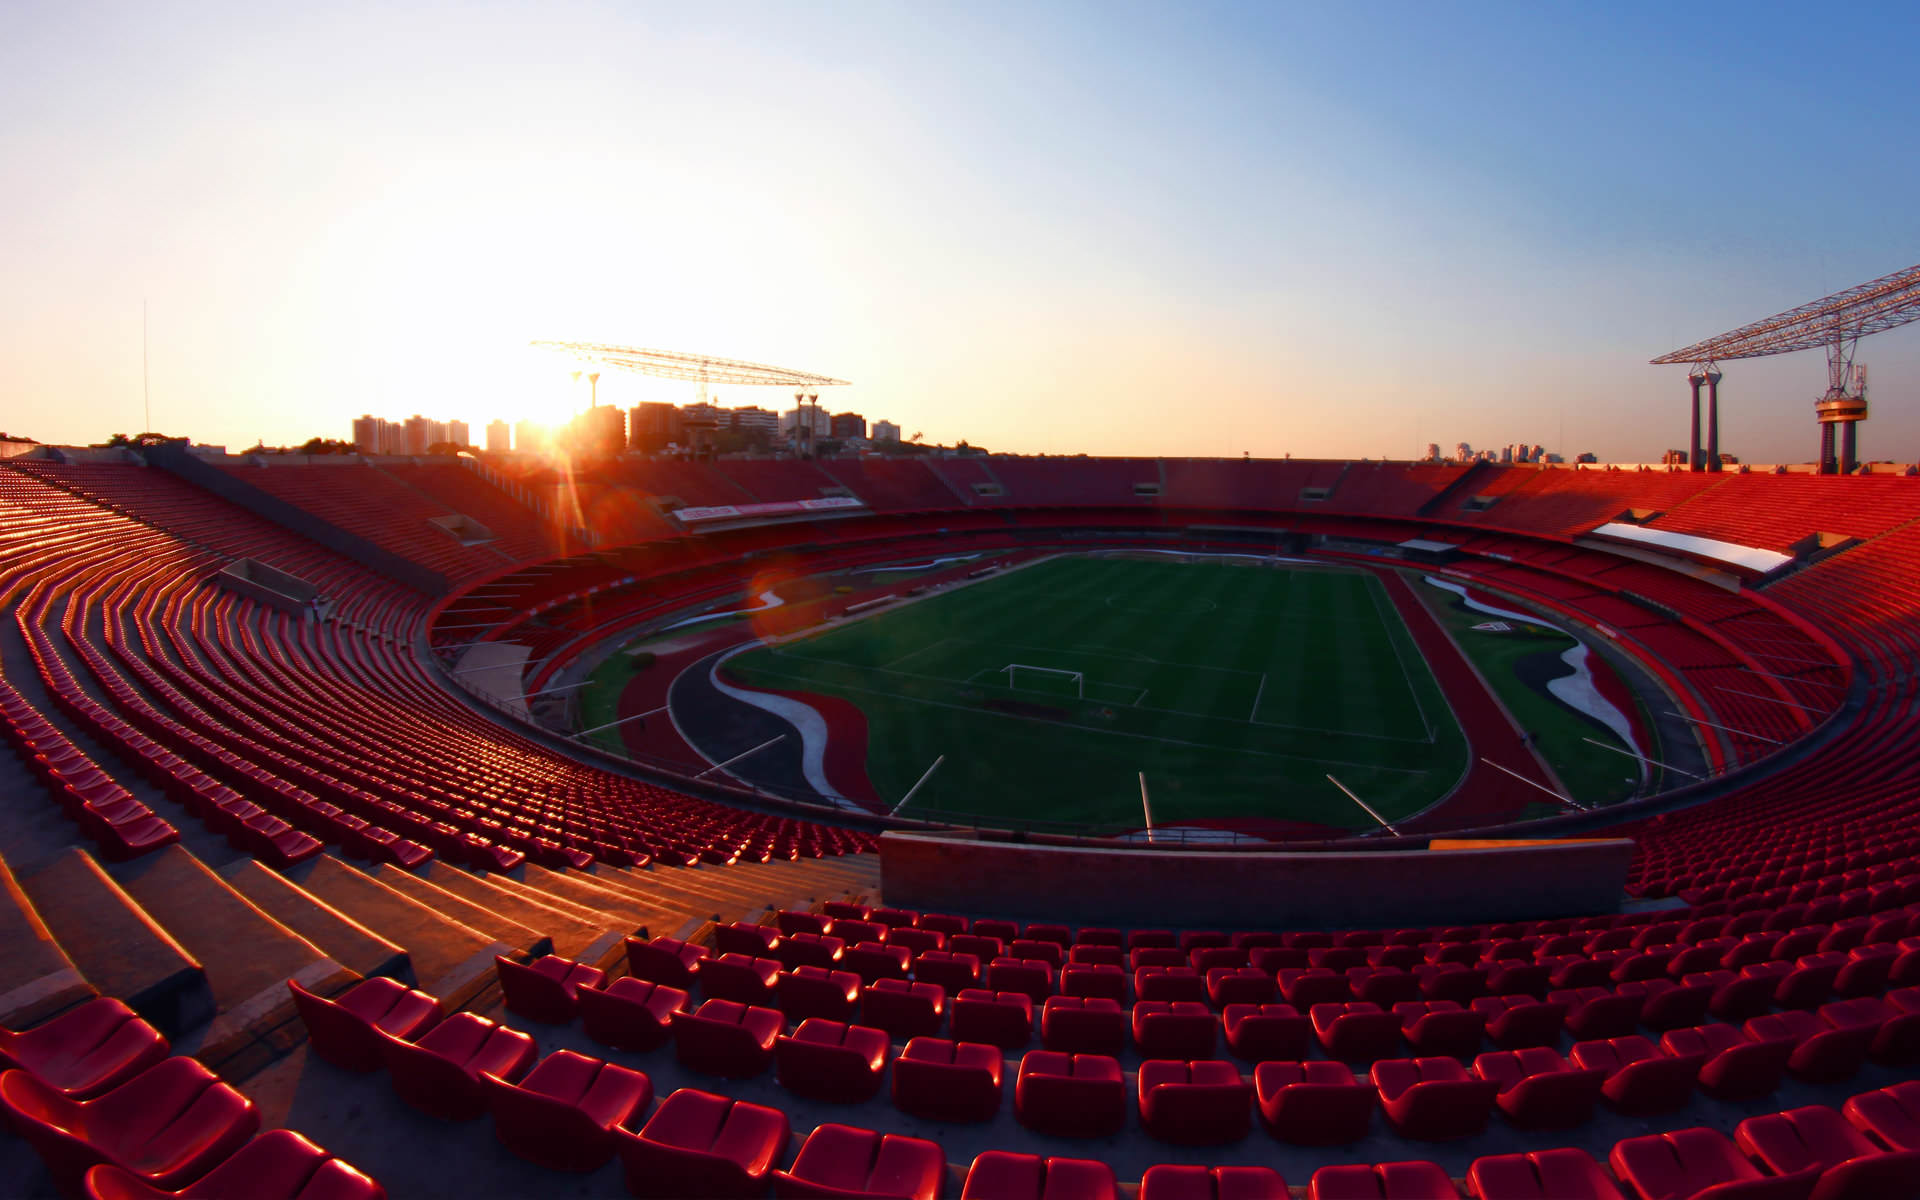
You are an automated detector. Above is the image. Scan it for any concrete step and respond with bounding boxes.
[582,864,751,928]
[365,864,552,959]
[673,860,851,918]
[420,863,624,969]
[286,857,510,1010]
[21,847,213,1039]
[611,860,764,910]
[0,853,95,1027]
[220,859,413,985]
[520,864,681,934]
[112,845,350,1068]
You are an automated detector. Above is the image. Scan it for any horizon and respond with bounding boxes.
[5,2,1919,463]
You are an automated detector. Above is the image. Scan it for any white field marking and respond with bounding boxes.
[734,662,1433,775]
[1367,574,1437,744]
[881,637,958,671]
[1249,673,1269,723]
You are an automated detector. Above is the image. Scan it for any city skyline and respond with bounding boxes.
[5,3,1920,464]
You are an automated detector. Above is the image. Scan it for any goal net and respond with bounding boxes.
[1001,663,1084,699]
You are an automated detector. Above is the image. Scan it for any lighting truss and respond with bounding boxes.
[1651,262,1920,366]
[531,341,849,388]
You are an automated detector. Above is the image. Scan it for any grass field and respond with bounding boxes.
[721,555,1469,831]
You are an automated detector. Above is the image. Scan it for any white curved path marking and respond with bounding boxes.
[660,589,785,633]
[1422,575,1649,783]
[709,641,855,809]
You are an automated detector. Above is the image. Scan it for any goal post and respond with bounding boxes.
[1000,663,1084,699]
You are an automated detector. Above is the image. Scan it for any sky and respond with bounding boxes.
[3,1,1919,464]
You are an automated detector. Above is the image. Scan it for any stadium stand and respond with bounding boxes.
[6,452,1920,1197]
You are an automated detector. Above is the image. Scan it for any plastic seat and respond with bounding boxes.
[0,998,168,1099]
[988,957,1054,1003]
[714,922,782,958]
[1011,938,1066,968]
[80,1129,385,1200]
[1843,1079,1920,1150]
[483,1048,651,1171]
[1609,1126,1816,1200]
[1138,1164,1287,1200]
[1279,968,1352,1008]
[912,949,979,995]
[1659,1023,1791,1101]
[1871,986,1920,1063]
[1551,986,1644,1041]
[702,953,784,1007]
[961,1151,1117,1200]
[1223,1003,1311,1062]
[1253,1060,1375,1145]
[626,935,708,988]
[672,998,783,1078]
[774,1019,889,1103]
[861,979,944,1040]
[495,954,606,1024]
[1134,1000,1219,1059]
[777,909,832,938]
[1306,1160,1455,1200]
[1571,1035,1697,1115]
[1737,1104,1920,1200]
[1137,1059,1252,1145]
[1015,1050,1126,1138]
[1394,1001,1487,1059]
[778,932,847,971]
[1745,1008,1875,1083]
[1464,1147,1623,1199]
[577,977,688,1053]
[1312,1002,1402,1062]
[844,942,913,985]
[834,918,888,946]
[772,1123,945,1200]
[1617,977,1715,1032]
[1471,995,1567,1049]
[0,1058,260,1196]
[1060,963,1128,1003]
[778,966,863,1023]
[1042,996,1128,1056]
[1372,1056,1497,1140]
[287,977,440,1073]
[1348,967,1421,1007]
[1472,1047,1605,1129]
[891,1036,1003,1123]
[950,988,1032,1049]
[1207,967,1276,1007]
[616,1087,790,1198]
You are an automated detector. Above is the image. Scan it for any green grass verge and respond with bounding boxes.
[1415,577,1653,808]
[723,555,1468,831]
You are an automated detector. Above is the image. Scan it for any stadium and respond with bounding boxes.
[7,407,1920,1199]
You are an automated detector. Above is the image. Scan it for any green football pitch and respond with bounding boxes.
[720,555,1469,832]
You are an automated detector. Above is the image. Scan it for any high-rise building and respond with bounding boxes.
[576,405,625,456]
[830,412,866,441]
[352,415,382,455]
[872,420,902,444]
[485,420,511,453]
[629,403,678,452]
[781,406,832,438]
[448,420,469,449]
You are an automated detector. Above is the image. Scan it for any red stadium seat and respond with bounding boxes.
[1371,1056,1498,1140]
[495,953,606,1024]
[1659,1022,1791,1101]
[380,1011,536,1120]
[1134,1000,1219,1059]
[778,966,863,1024]
[1737,1104,1920,1200]
[891,1037,1002,1123]
[773,1123,945,1200]
[483,1048,651,1171]
[1223,1002,1311,1062]
[961,1151,1117,1200]
[1137,1059,1252,1145]
[80,1129,385,1200]
[1015,1050,1126,1138]
[0,998,168,1100]
[1844,1080,1920,1150]
[912,949,980,995]
[626,935,709,988]
[843,942,913,985]
[1279,968,1352,1008]
[1042,996,1128,1055]
[987,957,1054,1003]
[287,977,440,1073]
[1307,1160,1455,1200]
[1139,1164,1287,1200]
[701,953,783,1007]
[1207,967,1277,1007]
[774,1018,889,1104]
[778,931,847,971]
[714,922,782,958]
[0,1058,259,1196]
[1609,1126,1814,1200]
[1464,1147,1623,1200]
[1394,1000,1487,1059]
[1550,986,1644,1041]
[1060,963,1129,1003]
[672,998,783,1078]
[1472,995,1567,1049]
[577,977,688,1053]
[950,988,1033,1049]
[861,979,945,1040]
[1745,1008,1875,1083]
[1571,1035,1698,1114]
[1253,1060,1375,1145]
[1472,1047,1605,1129]
[617,1088,790,1198]
[1312,1002,1402,1062]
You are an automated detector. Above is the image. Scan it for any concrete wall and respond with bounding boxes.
[879,832,1636,929]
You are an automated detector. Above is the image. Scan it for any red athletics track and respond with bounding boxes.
[1368,566,1567,833]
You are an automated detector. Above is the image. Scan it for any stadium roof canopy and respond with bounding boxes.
[530,341,849,388]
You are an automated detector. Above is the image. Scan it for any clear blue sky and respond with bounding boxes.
[4,1,1917,462]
